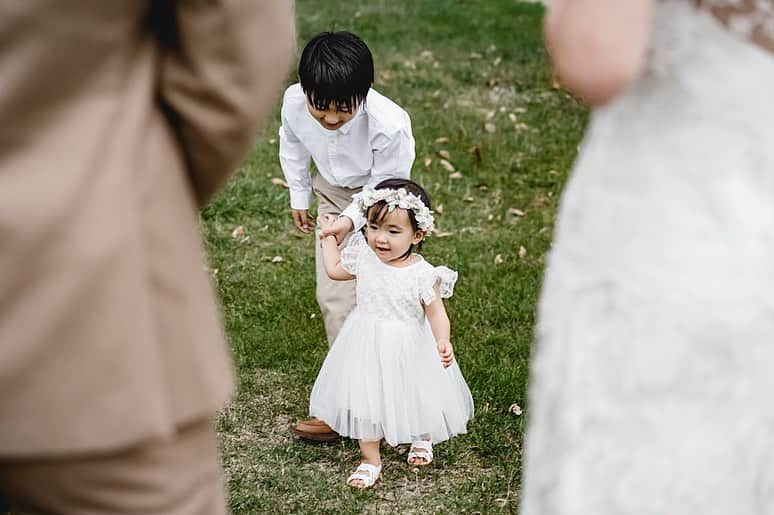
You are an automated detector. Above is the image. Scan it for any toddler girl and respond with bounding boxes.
[310,178,474,488]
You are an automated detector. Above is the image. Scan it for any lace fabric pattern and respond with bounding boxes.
[698,0,774,44]
[342,234,457,323]
[522,1,774,514]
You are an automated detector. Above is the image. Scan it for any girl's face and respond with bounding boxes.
[307,101,357,131]
[365,207,424,265]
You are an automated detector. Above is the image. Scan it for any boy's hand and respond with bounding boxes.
[317,213,336,232]
[292,209,314,233]
[319,215,354,244]
[437,339,454,368]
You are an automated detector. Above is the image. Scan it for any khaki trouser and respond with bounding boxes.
[312,173,362,345]
[0,419,226,515]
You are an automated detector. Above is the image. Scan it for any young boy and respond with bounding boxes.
[279,31,415,441]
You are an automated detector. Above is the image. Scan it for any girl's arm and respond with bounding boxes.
[545,0,654,105]
[423,282,454,368]
[321,235,355,281]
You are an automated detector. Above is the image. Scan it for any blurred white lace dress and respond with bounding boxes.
[309,233,474,446]
[522,1,774,514]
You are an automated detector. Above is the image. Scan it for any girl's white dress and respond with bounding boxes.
[309,233,474,446]
[522,2,774,514]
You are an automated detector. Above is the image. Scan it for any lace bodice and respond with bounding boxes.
[649,0,774,74]
[340,233,457,323]
[697,0,774,48]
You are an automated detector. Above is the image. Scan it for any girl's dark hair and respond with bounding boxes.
[299,31,374,112]
[365,178,431,259]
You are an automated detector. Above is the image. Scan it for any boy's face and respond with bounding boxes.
[307,101,358,131]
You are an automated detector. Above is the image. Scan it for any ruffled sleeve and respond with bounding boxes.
[340,231,367,275]
[419,265,458,305]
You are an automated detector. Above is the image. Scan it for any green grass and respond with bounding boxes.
[203,1,587,512]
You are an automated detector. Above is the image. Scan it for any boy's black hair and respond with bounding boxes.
[365,178,431,260]
[298,31,374,112]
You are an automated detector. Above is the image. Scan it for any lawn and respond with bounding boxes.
[202,1,587,512]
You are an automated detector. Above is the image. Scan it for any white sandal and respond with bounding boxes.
[347,462,382,489]
[407,440,433,466]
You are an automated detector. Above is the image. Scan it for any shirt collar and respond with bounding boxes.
[337,101,366,135]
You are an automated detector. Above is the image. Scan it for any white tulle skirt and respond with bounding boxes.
[309,309,474,446]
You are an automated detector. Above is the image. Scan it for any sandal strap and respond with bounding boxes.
[410,440,433,452]
[408,440,434,462]
[347,463,381,486]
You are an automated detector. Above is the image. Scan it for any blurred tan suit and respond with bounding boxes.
[0,1,294,512]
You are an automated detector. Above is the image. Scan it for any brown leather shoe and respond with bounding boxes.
[293,418,340,443]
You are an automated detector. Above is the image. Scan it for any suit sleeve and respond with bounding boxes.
[154,0,296,206]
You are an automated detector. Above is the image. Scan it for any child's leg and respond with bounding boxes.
[347,439,382,488]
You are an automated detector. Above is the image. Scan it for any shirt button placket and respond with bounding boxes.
[328,132,337,173]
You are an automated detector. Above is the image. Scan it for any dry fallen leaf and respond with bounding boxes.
[518,246,527,259]
[435,136,449,143]
[486,110,495,120]
[271,177,289,188]
[494,499,508,509]
[435,204,444,215]
[508,207,526,217]
[439,159,455,172]
[231,226,245,238]
[494,254,504,265]
[508,403,523,416]
[431,89,441,98]
[309,313,316,319]
[493,57,502,66]
[469,52,483,59]
[515,107,527,113]
[463,196,474,202]
[437,149,451,159]
[420,50,433,59]
[449,172,463,179]
[487,214,494,221]
[548,169,559,176]
[271,255,284,263]
[435,231,454,238]
[508,113,518,122]
[484,122,496,133]
[467,145,482,161]
[268,138,277,144]
[423,156,433,168]
[476,183,489,190]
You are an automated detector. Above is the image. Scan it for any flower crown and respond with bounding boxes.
[352,186,436,233]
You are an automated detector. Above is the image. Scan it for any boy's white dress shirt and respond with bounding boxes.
[278,83,415,227]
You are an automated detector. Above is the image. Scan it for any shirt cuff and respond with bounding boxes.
[289,189,312,210]
[340,203,365,231]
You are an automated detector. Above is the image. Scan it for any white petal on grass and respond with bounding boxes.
[449,172,463,179]
[494,254,504,265]
[438,150,451,159]
[439,159,456,172]
[484,122,496,133]
[271,255,284,263]
[508,403,523,416]
[518,246,527,259]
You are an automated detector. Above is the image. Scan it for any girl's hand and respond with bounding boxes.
[437,339,454,368]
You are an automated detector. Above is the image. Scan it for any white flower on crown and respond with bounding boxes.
[352,186,436,234]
